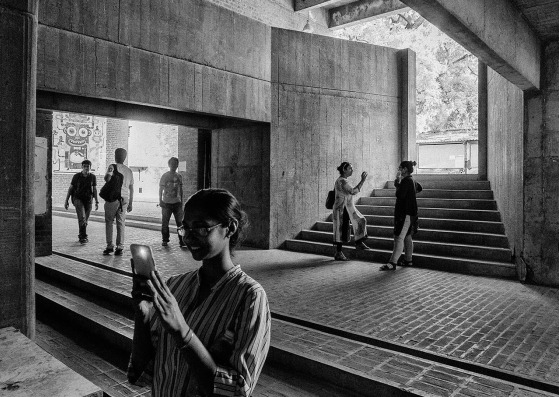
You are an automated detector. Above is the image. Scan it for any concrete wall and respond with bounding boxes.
[206,0,330,35]
[270,28,402,247]
[35,110,53,256]
[212,125,271,249]
[524,42,559,287]
[487,67,523,261]
[178,126,202,200]
[0,0,37,337]
[37,0,271,123]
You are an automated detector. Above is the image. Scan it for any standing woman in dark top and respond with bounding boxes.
[380,160,422,271]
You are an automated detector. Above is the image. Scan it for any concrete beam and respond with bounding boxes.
[36,91,223,129]
[295,0,339,12]
[330,0,409,29]
[400,0,540,91]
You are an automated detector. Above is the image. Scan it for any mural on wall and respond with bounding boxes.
[52,113,106,173]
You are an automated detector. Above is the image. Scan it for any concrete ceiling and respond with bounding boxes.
[511,0,559,42]
[297,0,559,42]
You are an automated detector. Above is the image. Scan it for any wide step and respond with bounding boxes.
[284,240,516,279]
[289,178,516,279]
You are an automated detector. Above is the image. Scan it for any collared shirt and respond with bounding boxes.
[147,265,270,396]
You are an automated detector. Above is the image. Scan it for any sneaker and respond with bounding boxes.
[162,241,168,247]
[79,238,88,244]
[334,252,349,261]
[355,241,371,250]
[103,247,114,255]
[114,248,123,256]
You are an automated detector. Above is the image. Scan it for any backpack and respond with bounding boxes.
[72,173,94,204]
[99,164,123,205]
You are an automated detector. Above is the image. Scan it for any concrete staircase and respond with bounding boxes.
[284,178,517,279]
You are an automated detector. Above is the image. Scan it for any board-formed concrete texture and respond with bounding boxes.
[36,0,271,122]
[270,28,408,247]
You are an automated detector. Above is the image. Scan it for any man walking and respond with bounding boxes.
[64,160,99,243]
[159,157,185,247]
[103,148,134,256]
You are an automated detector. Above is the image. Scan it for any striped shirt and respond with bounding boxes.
[145,265,270,396]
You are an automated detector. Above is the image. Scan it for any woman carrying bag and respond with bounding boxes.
[332,162,371,261]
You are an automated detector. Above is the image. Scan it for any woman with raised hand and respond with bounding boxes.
[128,188,271,396]
[380,160,422,271]
[332,162,371,261]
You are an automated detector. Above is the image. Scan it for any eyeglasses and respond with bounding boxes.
[178,223,222,238]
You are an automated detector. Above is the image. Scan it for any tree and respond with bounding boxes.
[334,10,478,135]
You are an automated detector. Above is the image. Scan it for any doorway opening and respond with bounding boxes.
[334,9,479,174]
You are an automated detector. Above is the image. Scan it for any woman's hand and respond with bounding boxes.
[148,270,189,342]
[361,171,368,181]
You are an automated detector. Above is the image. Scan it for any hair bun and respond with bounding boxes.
[412,161,417,166]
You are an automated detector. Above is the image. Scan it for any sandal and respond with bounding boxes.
[334,252,349,261]
[379,263,397,271]
[398,257,413,266]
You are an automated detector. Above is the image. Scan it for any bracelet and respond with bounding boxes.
[179,328,193,350]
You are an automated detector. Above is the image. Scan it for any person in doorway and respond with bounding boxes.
[159,157,185,247]
[332,162,371,261]
[103,148,134,256]
[64,159,99,243]
[128,188,271,396]
[381,160,423,271]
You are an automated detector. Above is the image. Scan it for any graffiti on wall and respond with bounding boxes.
[52,113,106,173]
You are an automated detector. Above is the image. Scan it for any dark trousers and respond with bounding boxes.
[74,198,92,239]
[161,202,184,244]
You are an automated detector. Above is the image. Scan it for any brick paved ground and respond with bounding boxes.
[52,214,559,390]
[36,320,364,397]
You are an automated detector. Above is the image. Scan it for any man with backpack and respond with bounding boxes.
[101,148,134,256]
[64,159,99,244]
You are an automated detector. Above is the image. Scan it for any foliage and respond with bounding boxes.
[334,10,478,135]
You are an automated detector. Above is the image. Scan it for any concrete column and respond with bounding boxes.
[398,49,417,162]
[524,42,559,287]
[478,61,488,180]
[0,0,39,338]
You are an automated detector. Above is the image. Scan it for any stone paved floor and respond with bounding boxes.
[52,214,559,389]
[35,320,363,397]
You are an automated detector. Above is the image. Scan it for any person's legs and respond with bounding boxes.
[115,198,129,253]
[171,203,184,246]
[389,215,411,264]
[82,200,92,241]
[74,199,86,241]
[404,234,413,261]
[350,209,370,249]
[161,204,172,245]
[104,200,119,253]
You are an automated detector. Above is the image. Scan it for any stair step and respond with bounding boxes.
[373,188,494,199]
[386,180,491,190]
[35,279,134,352]
[355,205,502,221]
[361,215,505,234]
[384,181,491,190]
[299,230,512,262]
[53,210,160,231]
[359,196,497,210]
[313,222,509,248]
[283,240,516,279]
[35,255,431,397]
[36,255,133,309]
